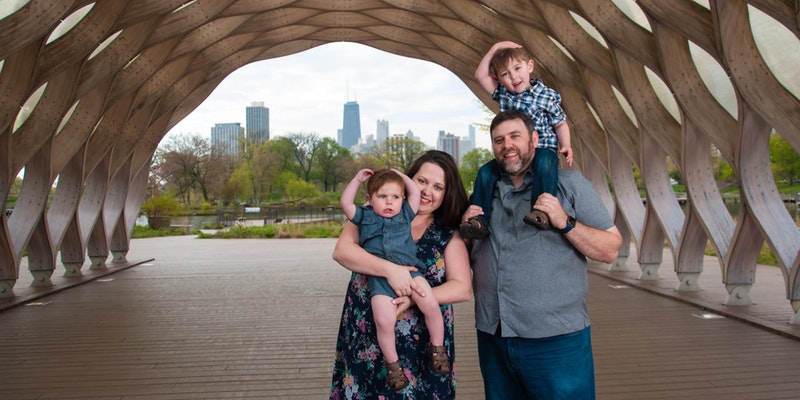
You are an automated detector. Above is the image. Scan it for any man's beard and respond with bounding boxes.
[499,150,532,175]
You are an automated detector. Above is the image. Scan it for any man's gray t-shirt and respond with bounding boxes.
[470,169,615,338]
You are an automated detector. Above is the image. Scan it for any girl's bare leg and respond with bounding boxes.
[411,276,444,346]
[372,295,400,362]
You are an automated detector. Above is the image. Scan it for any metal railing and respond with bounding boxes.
[217,205,345,227]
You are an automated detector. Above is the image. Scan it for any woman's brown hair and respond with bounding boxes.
[406,150,469,230]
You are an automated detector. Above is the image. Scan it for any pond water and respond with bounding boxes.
[135,215,218,228]
[133,200,799,229]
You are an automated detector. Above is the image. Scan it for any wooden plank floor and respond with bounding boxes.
[2,236,800,399]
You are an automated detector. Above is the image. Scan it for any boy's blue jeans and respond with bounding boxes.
[477,327,596,400]
[470,148,559,224]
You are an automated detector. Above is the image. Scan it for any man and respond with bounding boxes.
[465,110,622,399]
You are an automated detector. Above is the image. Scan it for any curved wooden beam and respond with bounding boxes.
[0,0,797,323]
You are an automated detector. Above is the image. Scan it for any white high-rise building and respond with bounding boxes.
[376,119,389,144]
[211,122,244,156]
[437,130,460,164]
[245,102,269,145]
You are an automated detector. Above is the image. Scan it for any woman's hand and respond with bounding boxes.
[386,265,423,297]
[333,223,427,297]
[392,295,414,316]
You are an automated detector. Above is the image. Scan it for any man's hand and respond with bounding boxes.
[461,205,485,223]
[534,193,570,230]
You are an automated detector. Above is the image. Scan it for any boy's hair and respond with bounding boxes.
[489,47,533,78]
[366,169,404,197]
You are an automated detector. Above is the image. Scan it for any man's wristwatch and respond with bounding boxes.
[559,215,576,235]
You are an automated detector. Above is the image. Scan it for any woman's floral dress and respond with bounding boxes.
[330,219,456,400]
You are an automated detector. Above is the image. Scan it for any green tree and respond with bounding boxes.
[313,138,351,192]
[713,156,735,186]
[370,137,428,171]
[5,176,23,208]
[770,132,800,185]
[353,154,386,171]
[156,133,229,204]
[459,148,493,194]
[140,193,181,229]
[286,132,323,182]
[272,170,296,196]
[270,136,300,177]
[250,141,282,203]
[224,164,253,204]
[285,178,320,203]
[473,100,495,132]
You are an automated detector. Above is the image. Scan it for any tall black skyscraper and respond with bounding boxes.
[246,101,269,145]
[340,101,361,149]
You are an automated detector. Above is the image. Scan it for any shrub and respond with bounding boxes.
[140,194,181,229]
[196,221,343,239]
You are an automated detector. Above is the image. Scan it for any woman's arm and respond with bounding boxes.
[332,221,423,297]
[430,231,472,305]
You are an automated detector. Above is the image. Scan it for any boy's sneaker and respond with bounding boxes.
[524,210,550,230]
[459,218,489,239]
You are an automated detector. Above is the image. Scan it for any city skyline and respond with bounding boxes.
[166,42,492,150]
[204,97,482,155]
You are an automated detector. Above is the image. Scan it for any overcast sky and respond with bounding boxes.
[166,42,493,150]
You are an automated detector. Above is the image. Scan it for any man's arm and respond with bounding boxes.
[534,192,622,264]
[475,41,521,94]
[560,223,621,264]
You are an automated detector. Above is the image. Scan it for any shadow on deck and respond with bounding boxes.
[2,236,800,399]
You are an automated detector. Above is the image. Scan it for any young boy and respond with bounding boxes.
[460,41,574,239]
[340,168,451,391]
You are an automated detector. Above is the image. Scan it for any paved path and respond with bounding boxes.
[2,236,800,399]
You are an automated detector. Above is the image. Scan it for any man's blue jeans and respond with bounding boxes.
[477,326,596,400]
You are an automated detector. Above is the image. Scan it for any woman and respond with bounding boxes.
[330,150,471,399]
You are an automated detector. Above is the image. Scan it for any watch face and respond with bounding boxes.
[561,216,576,234]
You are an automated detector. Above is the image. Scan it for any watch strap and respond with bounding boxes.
[559,215,576,234]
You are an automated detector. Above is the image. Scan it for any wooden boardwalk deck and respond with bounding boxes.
[2,236,800,399]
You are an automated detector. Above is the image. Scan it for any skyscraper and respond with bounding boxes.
[211,122,244,156]
[460,123,476,162]
[468,123,476,143]
[340,101,361,149]
[437,130,460,164]
[376,118,389,144]
[246,101,269,145]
